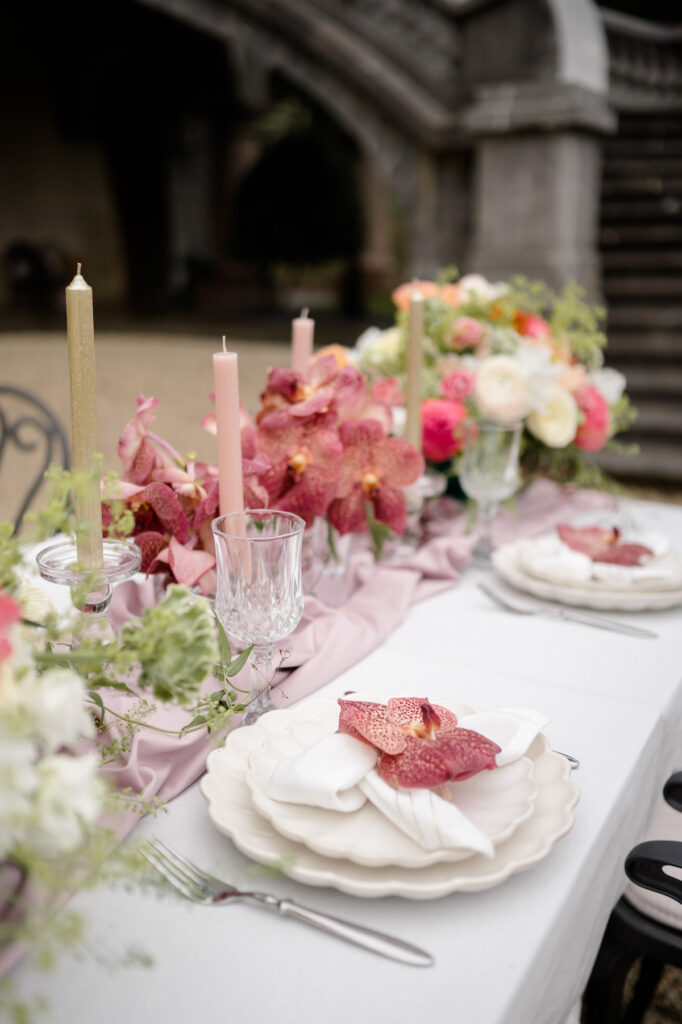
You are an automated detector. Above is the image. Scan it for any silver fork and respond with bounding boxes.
[477,580,657,639]
[141,838,433,967]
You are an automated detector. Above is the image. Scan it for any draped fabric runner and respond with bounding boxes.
[104,480,613,802]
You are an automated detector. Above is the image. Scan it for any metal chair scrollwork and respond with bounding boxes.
[0,385,70,534]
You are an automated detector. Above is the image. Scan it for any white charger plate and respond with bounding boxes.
[493,540,682,612]
[200,699,579,900]
[244,700,537,868]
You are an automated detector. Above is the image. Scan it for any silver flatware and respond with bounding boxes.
[142,838,434,968]
[478,581,658,640]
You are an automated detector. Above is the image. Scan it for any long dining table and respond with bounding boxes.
[9,494,682,1024]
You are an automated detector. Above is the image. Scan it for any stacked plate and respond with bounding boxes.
[493,525,682,612]
[200,697,579,900]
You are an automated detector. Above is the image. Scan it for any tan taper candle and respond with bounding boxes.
[405,286,424,450]
[66,264,103,569]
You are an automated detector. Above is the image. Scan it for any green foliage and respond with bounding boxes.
[120,586,219,704]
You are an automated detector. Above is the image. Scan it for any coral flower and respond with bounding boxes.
[391,280,441,312]
[258,354,363,427]
[514,312,552,339]
[338,697,500,789]
[421,398,468,463]
[256,418,343,526]
[0,592,21,662]
[574,386,610,452]
[327,419,424,536]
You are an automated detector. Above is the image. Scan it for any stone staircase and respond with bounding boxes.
[597,112,682,482]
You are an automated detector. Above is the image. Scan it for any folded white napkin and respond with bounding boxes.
[265,732,377,812]
[264,706,549,856]
[359,769,495,857]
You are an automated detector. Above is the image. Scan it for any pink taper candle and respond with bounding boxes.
[291,307,314,375]
[212,339,244,515]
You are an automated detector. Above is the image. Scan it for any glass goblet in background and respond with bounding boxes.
[459,420,522,561]
[212,510,305,724]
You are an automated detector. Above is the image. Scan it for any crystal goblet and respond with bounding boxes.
[212,510,305,724]
[459,420,522,561]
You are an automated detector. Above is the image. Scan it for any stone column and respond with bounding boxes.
[463,82,616,299]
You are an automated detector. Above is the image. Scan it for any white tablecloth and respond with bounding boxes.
[10,498,682,1024]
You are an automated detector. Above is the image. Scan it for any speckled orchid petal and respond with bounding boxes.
[134,531,169,573]
[328,486,368,535]
[330,365,364,408]
[338,699,407,755]
[370,483,408,535]
[139,482,190,544]
[373,437,425,489]
[557,524,653,566]
[289,386,336,418]
[118,395,161,480]
[307,353,338,389]
[267,367,302,400]
[386,698,459,735]
[193,481,220,530]
[378,729,500,789]
[167,536,216,588]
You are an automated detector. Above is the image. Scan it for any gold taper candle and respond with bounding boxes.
[66,263,103,569]
[405,285,424,450]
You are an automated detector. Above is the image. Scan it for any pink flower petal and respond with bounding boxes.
[338,699,407,754]
[134,531,170,573]
[378,729,500,788]
[386,698,458,734]
[167,536,216,587]
[140,482,190,544]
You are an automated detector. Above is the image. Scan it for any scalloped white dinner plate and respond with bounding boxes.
[492,540,682,612]
[200,699,579,900]
[244,701,537,868]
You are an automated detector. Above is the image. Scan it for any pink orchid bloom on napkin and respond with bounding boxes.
[258,354,364,428]
[338,697,500,789]
[256,417,343,526]
[328,419,424,536]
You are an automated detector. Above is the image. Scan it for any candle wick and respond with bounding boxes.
[77,262,82,276]
[222,335,227,353]
[301,307,309,319]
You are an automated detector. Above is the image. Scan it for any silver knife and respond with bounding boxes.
[478,581,658,639]
[540,603,658,639]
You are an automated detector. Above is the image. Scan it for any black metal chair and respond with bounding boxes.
[0,385,70,534]
[582,772,682,1023]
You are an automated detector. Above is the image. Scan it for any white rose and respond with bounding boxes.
[18,667,95,752]
[0,737,38,858]
[458,273,507,303]
[588,367,626,406]
[474,355,530,422]
[30,752,104,856]
[526,386,579,448]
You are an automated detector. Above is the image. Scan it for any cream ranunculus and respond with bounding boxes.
[526,386,579,448]
[473,355,531,423]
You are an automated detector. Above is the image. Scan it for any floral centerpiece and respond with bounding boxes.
[354,272,637,489]
[104,354,425,586]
